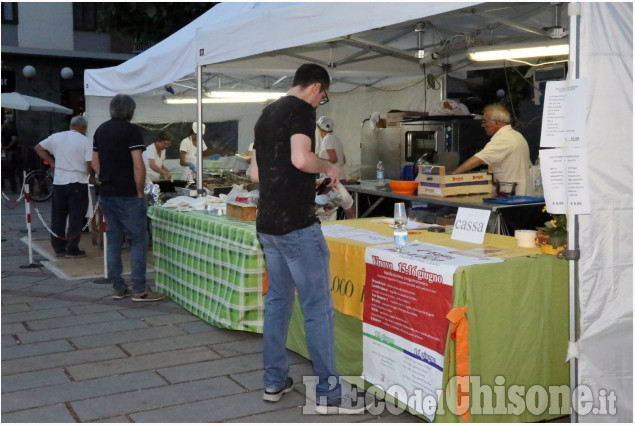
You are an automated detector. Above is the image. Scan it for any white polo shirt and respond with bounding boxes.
[38,129,92,185]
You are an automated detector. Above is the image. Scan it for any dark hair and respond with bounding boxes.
[292,63,330,91]
[109,94,136,121]
[156,130,172,143]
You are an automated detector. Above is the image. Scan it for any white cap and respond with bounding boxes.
[317,116,334,132]
[192,122,206,134]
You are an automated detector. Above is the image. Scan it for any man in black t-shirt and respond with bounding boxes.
[251,64,369,414]
[92,94,164,302]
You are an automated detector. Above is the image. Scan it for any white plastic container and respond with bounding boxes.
[515,230,537,248]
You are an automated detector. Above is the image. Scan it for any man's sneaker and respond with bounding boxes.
[112,288,132,300]
[263,377,294,402]
[54,251,66,257]
[65,250,86,259]
[315,392,371,415]
[132,289,166,302]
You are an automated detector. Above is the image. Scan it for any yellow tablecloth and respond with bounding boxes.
[325,218,542,320]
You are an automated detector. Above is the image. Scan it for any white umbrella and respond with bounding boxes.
[1,92,73,115]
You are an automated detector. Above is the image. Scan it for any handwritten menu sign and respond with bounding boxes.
[540,79,588,147]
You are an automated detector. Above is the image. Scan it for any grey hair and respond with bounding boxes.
[109,94,136,121]
[70,115,87,128]
[484,104,511,123]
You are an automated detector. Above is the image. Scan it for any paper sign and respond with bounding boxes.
[540,79,588,147]
[539,147,591,214]
[451,207,491,244]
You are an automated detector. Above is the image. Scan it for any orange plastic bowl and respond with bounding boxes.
[390,180,419,195]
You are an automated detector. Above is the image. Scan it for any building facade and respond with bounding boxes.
[1,2,134,170]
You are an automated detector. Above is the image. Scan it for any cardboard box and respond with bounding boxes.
[386,110,427,128]
[226,202,257,221]
[415,166,492,197]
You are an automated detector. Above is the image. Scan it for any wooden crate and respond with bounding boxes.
[226,202,257,221]
[415,166,492,197]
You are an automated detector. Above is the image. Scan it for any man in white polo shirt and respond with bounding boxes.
[34,116,93,258]
[450,103,532,196]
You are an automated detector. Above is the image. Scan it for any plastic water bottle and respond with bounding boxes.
[394,202,407,252]
[376,160,385,181]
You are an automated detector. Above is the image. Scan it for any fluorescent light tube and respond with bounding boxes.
[164,96,284,105]
[469,44,569,62]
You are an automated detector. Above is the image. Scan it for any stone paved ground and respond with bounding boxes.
[1,196,422,423]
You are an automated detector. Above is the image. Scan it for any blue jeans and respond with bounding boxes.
[258,223,341,403]
[99,196,147,293]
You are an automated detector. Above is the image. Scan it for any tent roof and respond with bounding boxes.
[85,2,568,97]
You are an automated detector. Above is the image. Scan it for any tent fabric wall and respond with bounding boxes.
[85,77,443,162]
[578,2,633,422]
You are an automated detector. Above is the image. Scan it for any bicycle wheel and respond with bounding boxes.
[24,170,53,202]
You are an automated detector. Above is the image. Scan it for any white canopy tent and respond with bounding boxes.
[84,3,632,422]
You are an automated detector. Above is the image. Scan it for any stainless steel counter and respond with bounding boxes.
[344,184,545,235]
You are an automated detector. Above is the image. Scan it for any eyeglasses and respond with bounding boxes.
[319,85,329,105]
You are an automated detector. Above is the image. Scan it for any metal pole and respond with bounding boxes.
[24,184,33,265]
[196,65,204,197]
[567,3,581,423]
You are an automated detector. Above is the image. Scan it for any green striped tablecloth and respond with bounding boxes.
[147,206,265,333]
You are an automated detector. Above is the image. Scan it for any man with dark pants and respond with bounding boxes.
[34,116,92,258]
[92,94,164,302]
[250,64,370,414]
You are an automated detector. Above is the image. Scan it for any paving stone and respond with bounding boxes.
[178,320,217,334]
[116,308,168,319]
[0,303,31,314]
[225,405,371,423]
[67,346,220,381]
[3,345,127,375]
[213,337,263,357]
[91,415,131,423]
[230,362,314,392]
[70,324,186,349]
[1,333,18,347]
[121,330,225,355]
[138,312,200,326]
[2,306,75,324]
[159,352,263,384]
[2,371,165,413]
[68,304,125,315]
[1,368,70,393]
[0,274,50,285]
[1,322,26,335]
[26,310,127,331]
[71,375,243,422]
[16,317,148,344]
[0,403,76,423]
[0,295,49,305]
[26,299,91,310]
[2,339,75,360]
[130,387,307,422]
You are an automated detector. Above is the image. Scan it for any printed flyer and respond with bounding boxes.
[362,242,502,420]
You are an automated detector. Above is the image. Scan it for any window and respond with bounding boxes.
[1,2,18,24]
[73,3,103,31]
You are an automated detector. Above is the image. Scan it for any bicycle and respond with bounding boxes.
[23,168,54,202]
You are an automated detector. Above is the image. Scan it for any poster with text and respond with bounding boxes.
[362,242,501,420]
[539,147,591,214]
[540,79,588,147]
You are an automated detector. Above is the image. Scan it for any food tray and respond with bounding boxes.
[483,196,545,205]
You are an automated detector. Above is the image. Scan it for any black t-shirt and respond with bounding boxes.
[254,96,318,235]
[1,127,18,151]
[93,119,145,197]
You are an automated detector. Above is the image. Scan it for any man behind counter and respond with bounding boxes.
[450,104,532,196]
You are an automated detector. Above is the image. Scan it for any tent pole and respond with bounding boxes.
[567,3,581,423]
[196,65,204,197]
